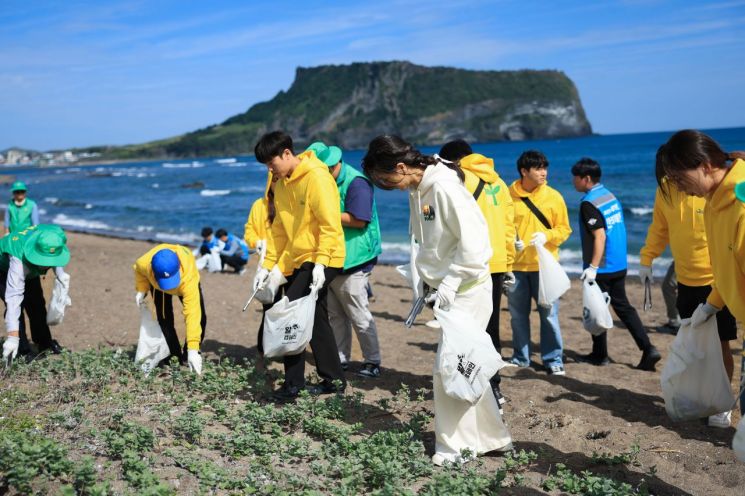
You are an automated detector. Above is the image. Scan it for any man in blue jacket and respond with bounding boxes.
[572,158,660,371]
[215,228,249,274]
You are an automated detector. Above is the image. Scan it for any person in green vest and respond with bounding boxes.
[313,142,383,378]
[4,181,39,234]
[1,225,70,363]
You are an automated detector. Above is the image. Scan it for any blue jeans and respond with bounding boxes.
[507,271,563,367]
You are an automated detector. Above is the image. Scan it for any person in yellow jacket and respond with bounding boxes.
[655,129,745,415]
[252,131,346,401]
[507,150,572,375]
[639,181,738,427]
[133,244,206,374]
[439,139,515,409]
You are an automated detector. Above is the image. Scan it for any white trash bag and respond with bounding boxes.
[733,416,745,462]
[582,279,613,335]
[536,244,571,308]
[47,275,71,326]
[660,314,735,421]
[255,265,288,304]
[434,305,507,405]
[206,246,222,273]
[262,285,319,358]
[135,303,170,374]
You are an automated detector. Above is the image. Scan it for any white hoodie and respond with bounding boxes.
[409,160,492,291]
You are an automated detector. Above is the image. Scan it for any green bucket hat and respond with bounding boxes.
[23,225,70,267]
[306,141,328,156]
[11,181,27,193]
[317,145,342,167]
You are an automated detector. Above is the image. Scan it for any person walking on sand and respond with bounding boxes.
[5,181,39,234]
[133,244,206,375]
[315,142,383,378]
[654,129,745,415]
[252,131,347,401]
[639,181,738,426]
[1,225,70,362]
[215,228,249,274]
[439,139,515,410]
[362,135,512,466]
[571,158,661,371]
[507,151,571,376]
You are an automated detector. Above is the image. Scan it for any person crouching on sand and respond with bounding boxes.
[133,244,206,374]
[362,134,512,466]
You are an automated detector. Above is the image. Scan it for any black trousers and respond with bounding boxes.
[220,254,247,272]
[282,262,345,389]
[151,283,207,362]
[592,271,652,357]
[485,272,505,352]
[0,273,53,350]
[677,283,738,341]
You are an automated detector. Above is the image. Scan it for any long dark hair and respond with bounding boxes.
[362,135,464,189]
[655,129,745,195]
[267,188,276,225]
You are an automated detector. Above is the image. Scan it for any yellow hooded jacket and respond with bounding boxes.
[133,243,203,350]
[509,180,572,271]
[705,158,745,322]
[262,150,345,272]
[639,184,713,287]
[459,154,515,273]
[244,198,268,249]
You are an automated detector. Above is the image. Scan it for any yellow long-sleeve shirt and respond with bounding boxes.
[133,244,203,350]
[509,180,572,272]
[705,158,745,322]
[244,198,268,249]
[639,184,713,287]
[459,154,515,273]
[262,151,345,272]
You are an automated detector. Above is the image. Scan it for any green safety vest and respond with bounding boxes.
[7,199,36,233]
[0,225,48,278]
[337,163,382,270]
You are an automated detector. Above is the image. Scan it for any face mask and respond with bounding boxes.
[14,199,25,207]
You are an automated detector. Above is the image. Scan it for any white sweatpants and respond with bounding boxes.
[434,279,512,461]
[328,270,381,364]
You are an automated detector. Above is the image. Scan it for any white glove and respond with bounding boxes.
[427,282,457,311]
[135,292,146,306]
[502,272,516,292]
[530,232,547,246]
[581,265,598,283]
[3,336,19,361]
[187,349,202,375]
[690,302,720,327]
[311,263,326,289]
[256,239,267,258]
[639,265,653,286]
[253,267,270,291]
[515,239,525,252]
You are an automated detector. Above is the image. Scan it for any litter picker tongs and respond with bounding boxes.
[643,279,653,312]
[242,287,261,312]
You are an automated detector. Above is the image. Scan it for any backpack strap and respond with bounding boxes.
[521,197,552,230]
[473,179,486,201]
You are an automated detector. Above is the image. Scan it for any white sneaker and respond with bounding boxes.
[708,411,732,428]
[425,319,441,329]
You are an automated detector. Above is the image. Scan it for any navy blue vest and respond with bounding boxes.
[580,184,627,274]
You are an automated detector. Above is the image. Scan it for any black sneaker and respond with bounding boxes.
[575,353,610,366]
[357,363,381,378]
[38,340,65,355]
[272,385,302,402]
[341,362,349,371]
[636,346,661,371]
[306,381,345,396]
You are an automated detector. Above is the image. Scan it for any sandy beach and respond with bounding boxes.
[26,230,739,494]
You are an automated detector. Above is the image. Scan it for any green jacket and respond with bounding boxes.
[7,198,37,233]
[336,163,382,270]
[0,226,48,278]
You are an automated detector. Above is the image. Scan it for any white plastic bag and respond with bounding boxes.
[262,285,319,358]
[395,236,423,299]
[134,303,170,374]
[536,244,570,308]
[206,246,222,273]
[660,316,735,421]
[46,276,71,326]
[434,305,507,405]
[582,279,613,335]
[255,266,287,304]
[733,416,745,462]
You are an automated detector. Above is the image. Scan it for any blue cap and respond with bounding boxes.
[152,249,181,290]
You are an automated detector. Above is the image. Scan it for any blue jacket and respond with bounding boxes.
[221,233,249,261]
[580,184,627,274]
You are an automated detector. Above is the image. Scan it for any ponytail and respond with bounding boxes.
[728,151,745,161]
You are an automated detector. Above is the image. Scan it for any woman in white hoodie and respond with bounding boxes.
[362,135,512,465]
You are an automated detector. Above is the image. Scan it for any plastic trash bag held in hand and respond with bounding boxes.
[135,302,170,375]
[262,284,320,358]
[660,314,734,421]
[582,279,613,335]
[536,243,570,308]
[255,266,287,304]
[47,274,72,326]
[434,304,507,405]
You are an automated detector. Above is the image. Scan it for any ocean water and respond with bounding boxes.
[7,127,745,275]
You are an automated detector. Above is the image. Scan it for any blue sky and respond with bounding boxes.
[2,0,744,150]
